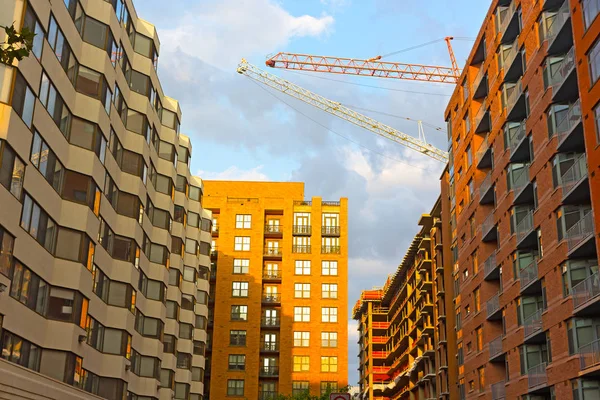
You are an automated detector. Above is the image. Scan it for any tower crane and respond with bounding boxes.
[236,60,448,163]
[265,37,461,84]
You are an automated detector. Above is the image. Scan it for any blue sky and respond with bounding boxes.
[133,0,491,385]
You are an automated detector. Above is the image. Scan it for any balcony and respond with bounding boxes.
[504,79,527,122]
[579,338,600,372]
[479,172,495,205]
[527,362,548,391]
[259,391,278,400]
[472,68,488,99]
[264,247,282,259]
[294,200,312,206]
[486,292,501,320]
[264,224,283,237]
[322,226,341,236]
[262,293,281,305]
[551,47,577,102]
[263,269,282,282]
[510,165,534,205]
[261,317,281,328]
[211,226,219,237]
[489,335,505,362]
[547,1,572,55]
[520,259,541,294]
[543,0,564,10]
[474,100,491,133]
[210,246,218,259]
[516,211,536,250]
[259,366,279,378]
[507,121,529,162]
[502,39,523,82]
[499,1,519,44]
[292,225,311,235]
[484,251,500,281]
[209,270,217,282]
[566,211,596,258]
[491,381,506,400]
[481,214,498,243]
[321,246,341,254]
[260,341,280,353]
[556,100,583,152]
[523,309,544,343]
[561,155,589,205]
[476,136,493,170]
[572,271,600,316]
[292,245,311,254]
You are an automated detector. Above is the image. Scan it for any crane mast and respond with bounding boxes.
[237,60,448,163]
[265,37,461,84]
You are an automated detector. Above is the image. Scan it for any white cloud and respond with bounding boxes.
[197,165,270,181]
[158,0,334,68]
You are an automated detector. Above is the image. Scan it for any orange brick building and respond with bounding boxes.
[202,181,348,399]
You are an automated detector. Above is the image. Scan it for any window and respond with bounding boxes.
[10,260,49,315]
[292,381,309,395]
[232,282,249,297]
[590,37,600,85]
[189,185,201,202]
[230,330,247,346]
[295,260,311,275]
[583,0,600,29]
[24,5,44,59]
[474,287,480,313]
[191,367,204,382]
[183,266,196,282]
[158,140,177,164]
[476,326,483,351]
[322,260,338,275]
[321,237,340,253]
[179,323,193,340]
[234,236,250,251]
[199,241,211,256]
[174,383,189,400]
[294,306,310,322]
[321,382,338,395]
[567,318,600,354]
[75,66,111,111]
[321,356,338,372]
[458,341,464,365]
[86,317,131,357]
[185,238,198,255]
[231,305,248,321]
[0,330,41,371]
[135,310,163,339]
[92,266,135,311]
[19,194,57,253]
[168,269,181,287]
[556,205,591,242]
[235,214,252,229]
[294,283,310,298]
[322,283,338,299]
[11,72,35,128]
[163,335,176,354]
[188,212,200,228]
[176,352,191,370]
[0,226,15,277]
[159,369,174,389]
[227,380,244,396]
[321,332,338,347]
[293,356,310,372]
[181,295,195,311]
[197,290,208,305]
[294,332,310,347]
[47,286,88,328]
[0,140,25,198]
[178,145,190,166]
[562,260,598,296]
[228,354,245,371]
[322,307,338,323]
[595,103,600,144]
[143,236,170,267]
[233,259,249,274]
[39,72,72,136]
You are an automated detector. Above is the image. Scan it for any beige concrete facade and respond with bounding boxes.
[0,1,209,399]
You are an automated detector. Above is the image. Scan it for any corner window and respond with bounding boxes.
[590,37,600,86]
[11,72,35,128]
[0,140,25,199]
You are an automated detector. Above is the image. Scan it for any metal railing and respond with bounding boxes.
[263,270,282,279]
[515,211,534,243]
[561,154,587,196]
[499,1,517,34]
[474,99,489,128]
[264,247,282,256]
[491,381,506,400]
[502,38,520,71]
[483,251,498,278]
[264,224,282,234]
[482,213,495,237]
[579,338,600,370]
[322,226,341,235]
[292,245,311,253]
[259,366,279,377]
[509,165,530,194]
[572,271,600,309]
[520,259,539,289]
[527,362,548,389]
[507,122,527,153]
[547,1,570,40]
[321,246,341,254]
[262,293,281,303]
[480,172,493,198]
[292,225,311,235]
[475,135,490,163]
[523,308,543,338]
[293,200,312,206]
[566,211,594,252]
[260,341,280,352]
[259,391,278,400]
[473,66,486,93]
[505,79,523,114]
[322,200,340,206]
[261,317,281,327]
[487,292,500,317]
[556,99,582,144]
[551,46,575,89]
[489,335,504,359]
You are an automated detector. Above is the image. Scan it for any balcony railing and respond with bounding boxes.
[551,46,575,89]
[566,211,594,253]
[523,309,543,339]
[476,136,490,164]
[259,391,278,400]
[527,362,548,389]
[260,341,280,352]
[515,211,534,243]
[482,214,496,238]
[261,317,281,327]
[474,99,489,130]
[487,292,500,318]
[520,260,539,290]
[322,226,341,236]
[262,293,281,303]
[264,225,282,234]
[505,79,523,114]
[556,99,582,145]
[263,270,282,280]
[547,1,569,41]
[322,200,340,206]
[483,251,498,279]
[491,381,506,400]
[480,172,493,199]
[509,165,530,195]
[294,200,312,206]
[264,248,282,256]
[210,247,218,256]
[259,366,279,377]
[321,246,341,254]
[579,338,600,370]
[572,271,600,310]
[473,67,486,94]
[499,1,517,35]
[292,245,311,253]
[561,154,587,197]
[489,335,504,360]
[292,225,311,235]
[507,122,527,154]
[502,38,520,72]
